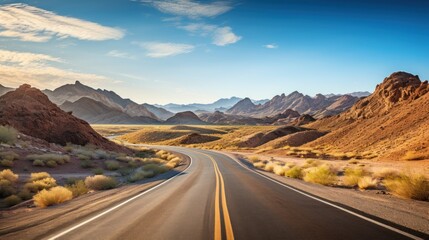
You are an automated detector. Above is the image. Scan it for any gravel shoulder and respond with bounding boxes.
[223,151,429,236]
[0,153,190,240]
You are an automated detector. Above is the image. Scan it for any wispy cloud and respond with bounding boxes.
[134,42,194,58]
[0,3,124,42]
[0,49,107,89]
[106,50,136,59]
[179,23,241,46]
[264,44,278,49]
[141,0,232,18]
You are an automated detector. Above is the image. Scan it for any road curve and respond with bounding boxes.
[46,147,424,240]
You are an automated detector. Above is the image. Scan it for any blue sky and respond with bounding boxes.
[0,0,428,104]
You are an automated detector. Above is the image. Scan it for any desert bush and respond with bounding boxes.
[248,156,261,163]
[129,170,156,182]
[303,165,337,186]
[33,159,45,167]
[105,160,120,171]
[33,186,73,208]
[27,154,70,167]
[17,189,33,200]
[0,126,18,144]
[30,172,51,181]
[84,175,117,190]
[253,161,265,169]
[118,167,133,176]
[0,179,16,197]
[403,151,426,161]
[1,159,14,167]
[143,163,168,174]
[92,168,104,175]
[264,162,275,172]
[0,151,19,161]
[384,173,429,201]
[358,176,378,189]
[80,160,95,169]
[31,177,57,190]
[273,165,285,176]
[92,149,109,160]
[77,154,91,161]
[285,166,303,179]
[343,167,367,187]
[66,180,88,197]
[0,169,18,182]
[3,195,22,207]
[302,159,321,168]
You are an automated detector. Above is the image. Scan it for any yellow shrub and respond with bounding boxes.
[384,173,429,201]
[358,176,378,189]
[343,167,366,187]
[248,156,261,163]
[33,186,73,208]
[0,169,18,182]
[264,162,275,172]
[303,165,337,186]
[30,172,51,182]
[253,162,265,169]
[273,165,285,176]
[285,166,303,179]
[84,175,117,190]
[66,180,88,197]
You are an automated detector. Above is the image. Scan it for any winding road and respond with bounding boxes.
[46,147,423,240]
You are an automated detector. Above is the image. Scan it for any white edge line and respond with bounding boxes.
[46,155,193,240]
[215,151,423,240]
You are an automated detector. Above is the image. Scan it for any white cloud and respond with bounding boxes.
[141,0,232,18]
[0,49,107,89]
[106,50,136,59]
[0,3,124,42]
[180,23,240,46]
[264,44,278,49]
[135,42,194,58]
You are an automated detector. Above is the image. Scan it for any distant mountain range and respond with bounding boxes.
[0,81,370,125]
[226,91,368,118]
[156,97,270,113]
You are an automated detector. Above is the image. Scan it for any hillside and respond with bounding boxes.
[0,84,121,150]
[306,72,429,161]
[60,97,160,124]
[226,92,361,118]
[165,111,207,125]
[0,84,13,96]
[43,81,163,120]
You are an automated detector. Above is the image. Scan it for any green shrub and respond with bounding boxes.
[46,160,58,168]
[0,151,19,161]
[285,166,303,179]
[0,169,19,182]
[128,170,155,182]
[143,163,168,174]
[66,180,88,197]
[105,160,120,171]
[33,186,73,208]
[118,167,133,176]
[3,195,22,207]
[92,168,104,175]
[17,189,33,200]
[80,160,95,169]
[0,126,18,144]
[303,165,337,186]
[27,154,70,166]
[84,175,117,190]
[0,159,14,167]
[77,154,91,161]
[33,159,45,167]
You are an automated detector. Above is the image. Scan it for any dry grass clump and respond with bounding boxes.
[165,157,181,169]
[303,165,337,186]
[0,169,19,182]
[285,166,303,179]
[33,186,73,208]
[373,168,400,180]
[66,180,88,197]
[27,154,70,168]
[402,151,426,161]
[105,160,120,171]
[0,151,19,167]
[343,167,367,187]
[264,162,275,172]
[0,126,18,144]
[248,156,261,163]
[384,173,429,201]
[143,163,169,174]
[273,164,285,176]
[253,161,266,169]
[357,176,378,190]
[84,175,117,190]
[128,170,156,182]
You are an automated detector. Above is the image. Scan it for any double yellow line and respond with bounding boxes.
[204,153,234,240]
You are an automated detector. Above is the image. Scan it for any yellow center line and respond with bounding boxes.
[212,154,222,240]
[205,153,235,240]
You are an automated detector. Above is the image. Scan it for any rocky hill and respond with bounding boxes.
[0,84,122,150]
[306,72,429,160]
[165,111,207,125]
[0,84,13,96]
[60,97,161,124]
[43,81,168,120]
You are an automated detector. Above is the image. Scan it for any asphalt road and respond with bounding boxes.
[46,147,423,240]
